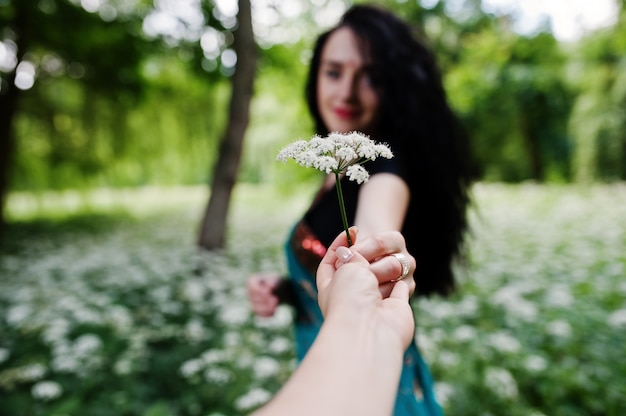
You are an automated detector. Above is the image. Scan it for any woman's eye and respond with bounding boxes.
[362,71,382,88]
[324,69,341,79]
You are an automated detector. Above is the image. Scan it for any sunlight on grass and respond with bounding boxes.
[5,186,209,220]
[1,183,625,415]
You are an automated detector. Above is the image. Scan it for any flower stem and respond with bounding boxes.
[334,172,353,246]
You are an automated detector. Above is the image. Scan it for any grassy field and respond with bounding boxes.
[1,183,625,415]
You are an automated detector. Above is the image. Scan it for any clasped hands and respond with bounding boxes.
[317,227,416,350]
[248,226,417,349]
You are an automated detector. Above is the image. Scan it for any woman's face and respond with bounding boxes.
[316,27,381,136]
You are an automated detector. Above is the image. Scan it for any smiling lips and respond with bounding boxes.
[334,107,358,119]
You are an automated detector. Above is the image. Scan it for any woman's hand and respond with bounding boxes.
[246,273,281,317]
[316,227,416,350]
[349,229,417,298]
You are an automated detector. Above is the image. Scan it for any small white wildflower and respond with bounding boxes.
[51,350,79,373]
[32,380,63,401]
[546,319,572,338]
[313,155,339,173]
[276,131,393,246]
[276,132,393,180]
[234,387,272,411]
[7,304,32,326]
[20,363,47,381]
[457,296,479,317]
[276,140,306,162]
[607,308,626,328]
[223,331,241,347]
[453,325,476,342]
[544,285,574,307]
[219,304,249,326]
[492,285,539,320]
[106,306,133,333]
[335,146,358,160]
[267,337,291,354]
[0,348,10,364]
[254,306,293,329]
[74,334,102,355]
[429,302,455,320]
[236,351,255,370]
[488,331,521,353]
[434,382,455,406]
[438,351,459,367]
[114,359,133,376]
[253,356,281,379]
[524,355,547,372]
[345,164,369,184]
[416,334,437,359]
[310,135,334,153]
[374,143,393,159]
[485,367,518,399]
[204,367,231,384]
[201,349,228,365]
[180,358,204,378]
[182,279,207,303]
[185,319,207,342]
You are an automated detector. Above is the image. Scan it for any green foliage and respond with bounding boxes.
[442,18,574,182]
[11,55,228,190]
[1,184,625,415]
[422,183,626,415]
[3,0,626,191]
[567,12,626,182]
[1,186,302,415]
[242,51,315,186]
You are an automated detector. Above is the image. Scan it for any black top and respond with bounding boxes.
[303,154,408,248]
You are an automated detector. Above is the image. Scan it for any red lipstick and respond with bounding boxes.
[334,107,356,119]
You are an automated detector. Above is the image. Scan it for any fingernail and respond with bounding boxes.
[336,246,353,263]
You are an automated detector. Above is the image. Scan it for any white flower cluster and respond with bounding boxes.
[276,131,393,184]
[31,380,63,401]
[485,366,519,399]
[234,387,272,412]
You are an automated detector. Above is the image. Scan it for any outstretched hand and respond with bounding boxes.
[316,227,416,350]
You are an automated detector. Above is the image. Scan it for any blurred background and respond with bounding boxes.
[1,1,625,415]
[1,0,624,199]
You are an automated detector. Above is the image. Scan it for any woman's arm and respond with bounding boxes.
[353,173,410,237]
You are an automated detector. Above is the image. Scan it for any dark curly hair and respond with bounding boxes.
[305,4,474,297]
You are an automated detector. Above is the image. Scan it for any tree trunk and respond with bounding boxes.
[197,0,257,250]
[520,114,544,181]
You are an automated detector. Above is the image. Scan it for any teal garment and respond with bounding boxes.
[285,230,444,416]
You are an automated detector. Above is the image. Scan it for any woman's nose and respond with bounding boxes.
[337,76,357,100]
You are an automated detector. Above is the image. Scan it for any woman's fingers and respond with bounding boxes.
[318,227,365,290]
[350,231,407,262]
[369,254,404,281]
[369,254,415,281]
[325,227,358,253]
[317,228,416,298]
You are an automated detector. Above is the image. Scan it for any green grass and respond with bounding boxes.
[1,183,625,415]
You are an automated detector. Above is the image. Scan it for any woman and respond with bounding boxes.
[248,4,473,415]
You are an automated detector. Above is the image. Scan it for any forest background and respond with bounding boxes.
[1,1,626,415]
[2,0,625,224]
